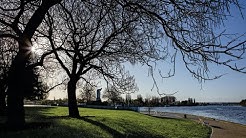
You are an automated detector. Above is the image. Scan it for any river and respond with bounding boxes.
[139,106,246,125]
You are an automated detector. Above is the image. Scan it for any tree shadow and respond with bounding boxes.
[0,107,123,137]
[42,115,125,138]
[41,115,161,138]
[0,107,166,137]
[0,108,98,137]
[78,116,125,138]
[0,122,53,131]
[0,107,54,131]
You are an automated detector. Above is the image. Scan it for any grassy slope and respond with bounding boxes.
[0,107,211,138]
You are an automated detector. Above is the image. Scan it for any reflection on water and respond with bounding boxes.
[140,106,246,125]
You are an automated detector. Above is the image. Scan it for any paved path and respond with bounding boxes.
[140,111,246,138]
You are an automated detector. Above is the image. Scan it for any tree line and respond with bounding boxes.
[39,93,195,107]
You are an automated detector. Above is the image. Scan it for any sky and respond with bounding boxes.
[48,1,246,102]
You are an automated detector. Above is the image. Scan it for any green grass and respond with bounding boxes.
[0,107,211,138]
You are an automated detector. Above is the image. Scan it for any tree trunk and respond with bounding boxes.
[0,87,6,116]
[4,0,61,129]
[67,78,80,118]
[6,95,25,128]
[6,56,27,129]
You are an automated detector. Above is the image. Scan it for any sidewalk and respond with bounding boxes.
[140,111,246,138]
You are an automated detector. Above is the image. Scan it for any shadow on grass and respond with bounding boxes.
[40,115,125,138]
[0,107,95,137]
[0,107,54,131]
[0,107,166,138]
[79,116,125,138]
[0,107,123,137]
[0,122,53,131]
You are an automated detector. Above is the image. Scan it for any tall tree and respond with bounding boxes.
[0,0,61,128]
[0,38,17,115]
[43,0,140,117]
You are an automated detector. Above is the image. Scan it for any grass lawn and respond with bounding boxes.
[0,107,211,138]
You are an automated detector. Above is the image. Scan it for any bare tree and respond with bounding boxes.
[0,37,57,115]
[43,0,245,117]
[80,83,96,103]
[0,0,61,128]
[102,85,122,105]
[42,0,141,117]
[0,38,17,115]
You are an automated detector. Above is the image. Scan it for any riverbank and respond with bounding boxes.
[140,111,246,138]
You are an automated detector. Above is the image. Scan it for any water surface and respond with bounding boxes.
[140,106,246,125]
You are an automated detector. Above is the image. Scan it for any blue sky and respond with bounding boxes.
[48,1,246,102]
[127,59,246,102]
[126,2,246,102]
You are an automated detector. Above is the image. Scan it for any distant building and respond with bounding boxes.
[96,88,102,102]
[125,94,132,106]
